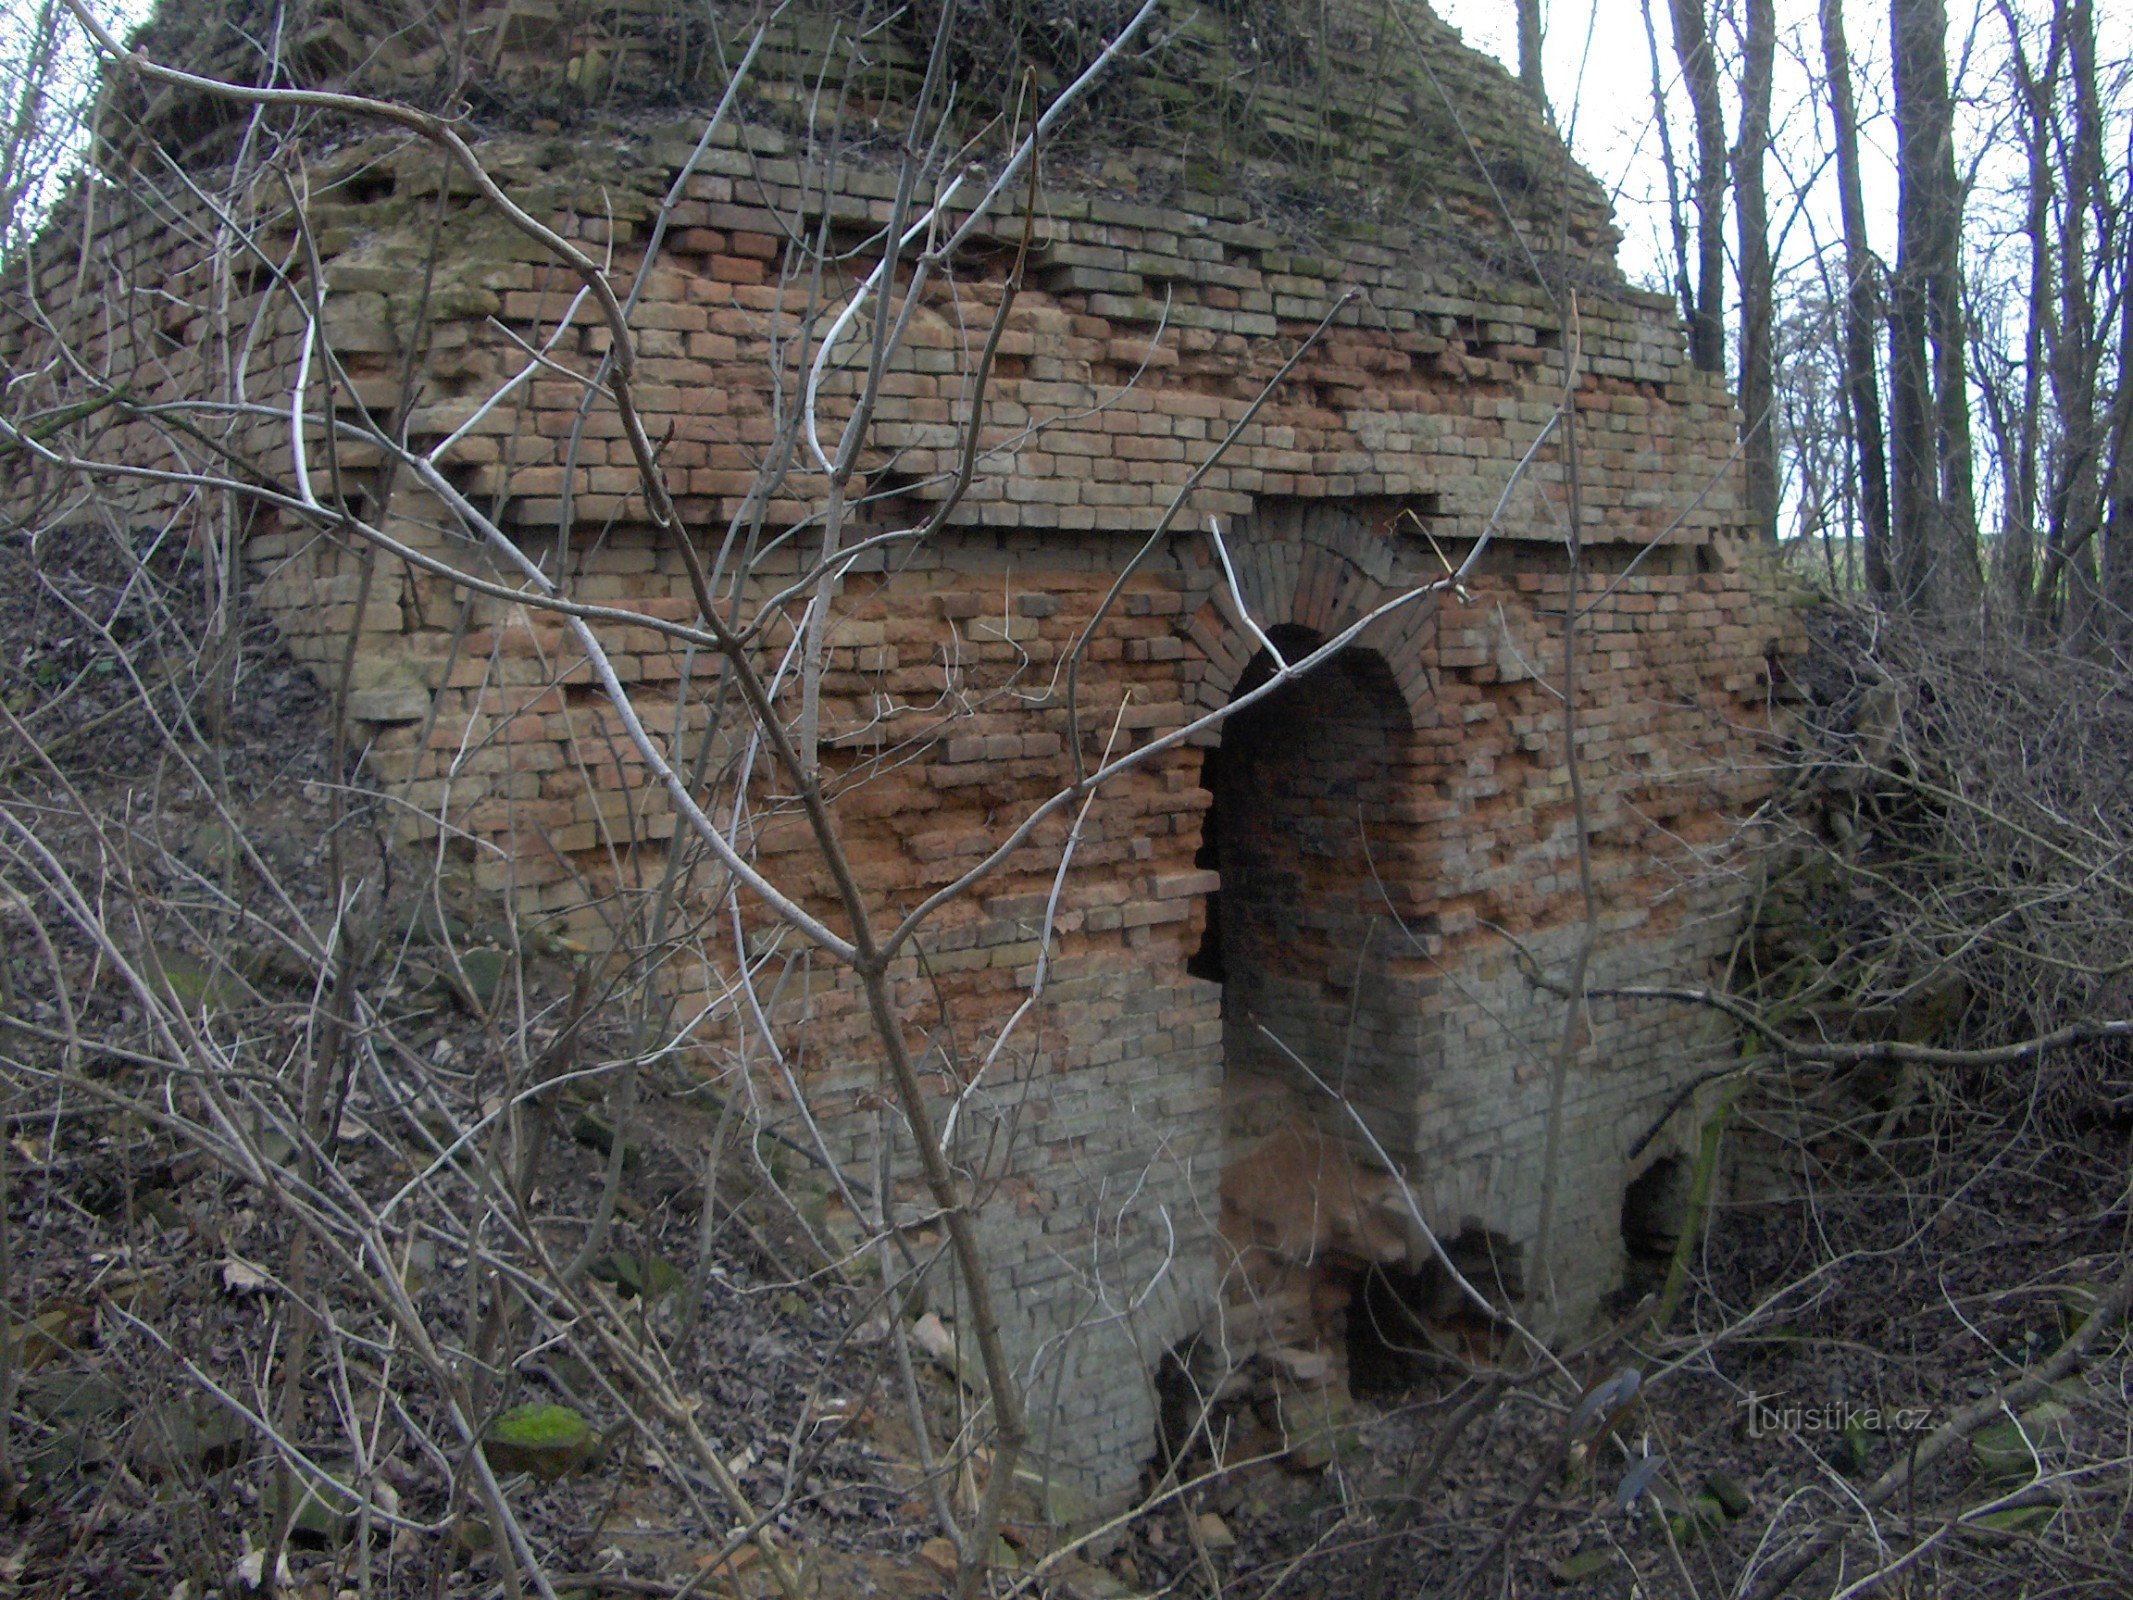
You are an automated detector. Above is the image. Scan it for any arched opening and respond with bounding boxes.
[1620,1154,1690,1298]
[1196,636,1438,1409]
[1194,630,1412,1130]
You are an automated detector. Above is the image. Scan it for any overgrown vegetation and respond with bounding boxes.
[0,518,965,1598]
[2,1,2131,1598]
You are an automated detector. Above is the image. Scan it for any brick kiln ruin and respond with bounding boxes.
[9,0,1792,1506]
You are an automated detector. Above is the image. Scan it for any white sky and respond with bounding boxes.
[1435,0,2133,497]
[1435,0,1906,294]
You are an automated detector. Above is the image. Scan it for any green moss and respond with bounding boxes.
[113,0,1616,272]
[1972,1403,2071,1482]
[589,1252,684,1301]
[484,1403,596,1480]
[491,1403,588,1447]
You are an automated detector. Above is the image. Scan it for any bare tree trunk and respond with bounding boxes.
[2016,0,2117,638]
[2101,258,2133,646]
[1997,0,2056,617]
[1889,0,1980,611]
[2055,0,2112,644]
[1516,0,1547,112]
[1733,0,1777,540]
[1922,121,1981,603]
[1641,0,1697,350]
[1670,0,1727,375]
[1820,0,1891,595]
[0,0,68,251]
[1887,242,1937,605]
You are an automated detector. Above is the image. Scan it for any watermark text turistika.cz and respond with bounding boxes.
[1745,1394,1932,1438]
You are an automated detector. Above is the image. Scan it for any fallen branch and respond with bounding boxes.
[1744,1248,2133,1598]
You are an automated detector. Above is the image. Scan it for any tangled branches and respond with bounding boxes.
[1751,604,2133,1125]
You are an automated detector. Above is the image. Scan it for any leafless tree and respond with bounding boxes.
[1516,0,1548,111]
[1,0,77,253]
[1668,0,1730,378]
[1634,0,2125,617]
[1995,0,2130,641]
[1732,0,1779,541]
[1887,0,1982,610]
[1816,0,1892,595]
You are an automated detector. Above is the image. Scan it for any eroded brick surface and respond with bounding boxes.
[4,3,1798,1507]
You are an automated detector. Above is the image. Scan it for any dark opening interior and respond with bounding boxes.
[1185,630,1407,1091]
[1620,1154,1690,1296]
[1346,1227,1522,1395]
[1152,1332,1218,1473]
[1185,756,1227,982]
[1187,625,1321,985]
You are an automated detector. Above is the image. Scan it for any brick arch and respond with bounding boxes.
[1184,501,1440,728]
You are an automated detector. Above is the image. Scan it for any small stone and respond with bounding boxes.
[134,1398,248,1480]
[483,1403,595,1480]
[346,685,430,723]
[1267,1346,1330,1386]
[451,947,509,1015]
[912,1312,959,1373]
[1284,1434,1335,1473]
[1056,1560,1131,1600]
[220,1258,272,1296]
[1193,1512,1235,1551]
[289,1461,397,1547]
[1972,1402,2072,1480]
[228,1546,293,1593]
[1703,1470,1752,1519]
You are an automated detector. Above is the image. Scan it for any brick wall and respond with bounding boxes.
[3,16,1798,1508]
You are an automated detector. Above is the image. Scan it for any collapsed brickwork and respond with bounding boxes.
[6,0,1795,1508]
